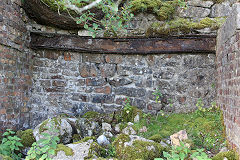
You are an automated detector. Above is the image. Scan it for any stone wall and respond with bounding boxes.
[216,3,240,154]
[0,0,32,132]
[30,50,216,127]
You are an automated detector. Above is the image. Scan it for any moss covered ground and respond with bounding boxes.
[133,107,226,154]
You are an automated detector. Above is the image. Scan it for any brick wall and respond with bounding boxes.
[216,3,240,154]
[30,50,216,127]
[0,0,32,132]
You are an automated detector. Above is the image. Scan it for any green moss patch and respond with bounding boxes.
[146,17,225,36]
[55,144,74,156]
[130,0,180,21]
[212,151,239,160]
[149,134,162,143]
[134,107,226,154]
[113,134,165,160]
[16,129,36,148]
[73,136,96,144]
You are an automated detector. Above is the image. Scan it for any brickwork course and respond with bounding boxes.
[0,0,32,132]
[217,3,240,154]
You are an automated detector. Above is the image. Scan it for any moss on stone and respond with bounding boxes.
[86,142,107,159]
[72,134,82,142]
[130,0,179,20]
[17,129,36,148]
[130,0,162,13]
[73,136,96,144]
[146,17,225,36]
[55,144,74,156]
[0,154,13,160]
[82,111,101,119]
[157,1,176,21]
[149,134,162,143]
[212,151,239,160]
[113,134,165,160]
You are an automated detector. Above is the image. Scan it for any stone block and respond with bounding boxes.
[79,63,98,78]
[177,6,210,18]
[114,87,146,97]
[98,64,116,78]
[109,77,133,87]
[186,0,213,8]
[86,78,106,86]
[92,94,115,104]
[210,2,232,17]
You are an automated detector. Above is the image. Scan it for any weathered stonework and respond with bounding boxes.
[0,0,33,132]
[30,50,216,127]
[217,3,240,154]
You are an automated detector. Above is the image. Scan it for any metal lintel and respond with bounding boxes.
[30,32,216,54]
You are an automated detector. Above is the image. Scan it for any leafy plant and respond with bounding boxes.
[123,97,132,114]
[0,129,23,160]
[57,0,134,37]
[106,144,116,158]
[153,88,162,103]
[155,142,211,160]
[26,122,60,160]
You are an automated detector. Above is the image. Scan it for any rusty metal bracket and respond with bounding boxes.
[30,32,216,54]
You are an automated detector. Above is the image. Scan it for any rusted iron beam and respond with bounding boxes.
[30,32,216,54]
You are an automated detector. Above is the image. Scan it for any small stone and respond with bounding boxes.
[115,123,121,133]
[134,114,140,123]
[122,126,137,135]
[103,131,113,138]
[170,130,189,147]
[102,123,112,132]
[160,141,168,148]
[97,135,110,146]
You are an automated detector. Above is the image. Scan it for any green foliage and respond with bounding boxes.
[106,144,116,158]
[153,88,162,103]
[26,122,60,160]
[123,97,132,114]
[74,0,134,37]
[0,154,13,160]
[155,142,211,160]
[0,129,23,160]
